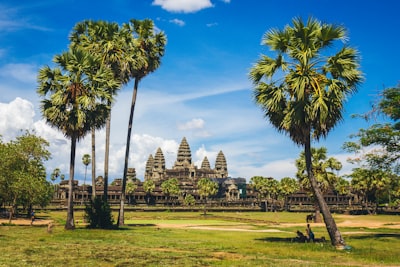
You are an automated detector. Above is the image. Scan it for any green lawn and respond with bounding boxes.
[1,211,400,266]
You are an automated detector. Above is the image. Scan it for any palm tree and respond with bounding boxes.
[70,20,131,201]
[197,178,218,215]
[143,179,155,205]
[51,168,61,183]
[82,154,91,186]
[278,177,299,211]
[118,19,166,226]
[249,17,363,247]
[161,178,180,208]
[37,47,118,229]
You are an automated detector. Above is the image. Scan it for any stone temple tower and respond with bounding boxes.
[173,137,193,169]
[144,137,228,181]
[144,148,166,181]
[215,150,228,178]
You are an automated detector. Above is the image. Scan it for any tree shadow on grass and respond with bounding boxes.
[255,237,296,243]
[346,233,400,240]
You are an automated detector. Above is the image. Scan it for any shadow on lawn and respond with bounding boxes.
[256,237,293,243]
[346,233,400,240]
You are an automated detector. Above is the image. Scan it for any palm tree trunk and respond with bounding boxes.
[65,135,76,230]
[118,78,139,226]
[103,111,111,202]
[91,128,96,199]
[305,136,344,247]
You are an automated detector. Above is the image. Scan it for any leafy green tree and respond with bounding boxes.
[197,178,219,215]
[143,179,155,205]
[0,132,52,222]
[118,19,167,226]
[161,178,180,208]
[249,17,363,247]
[184,194,196,206]
[296,147,342,221]
[278,177,299,210]
[344,85,400,207]
[70,20,130,201]
[37,47,119,230]
[250,176,279,211]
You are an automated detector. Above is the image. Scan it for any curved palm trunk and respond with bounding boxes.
[118,78,139,226]
[103,112,111,202]
[91,128,96,199]
[305,136,344,247]
[65,135,76,230]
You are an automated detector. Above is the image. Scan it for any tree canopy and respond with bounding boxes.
[0,131,52,221]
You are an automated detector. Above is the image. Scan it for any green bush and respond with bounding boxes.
[84,196,114,229]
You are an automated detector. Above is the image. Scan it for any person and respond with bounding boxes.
[31,210,35,225]
[306,223,315,242]
[296,230,307,242]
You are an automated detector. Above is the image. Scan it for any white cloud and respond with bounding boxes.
[169,18,185,26]
[152,0,213,13]
[177,118,205,130]
[0,97,35,141]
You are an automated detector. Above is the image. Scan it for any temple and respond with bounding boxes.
[144,137,228,181]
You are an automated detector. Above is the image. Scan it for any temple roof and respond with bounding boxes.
[153,148,165,170]
[175,137,192,166]
[201,156,211,169]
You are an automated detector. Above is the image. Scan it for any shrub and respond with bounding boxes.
[84,196,114,229]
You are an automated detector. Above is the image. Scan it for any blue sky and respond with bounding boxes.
[0,0,399,183]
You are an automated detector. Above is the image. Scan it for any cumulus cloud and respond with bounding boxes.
[152,0,213,13]
[0,97,35,141]
[169,18,185,26]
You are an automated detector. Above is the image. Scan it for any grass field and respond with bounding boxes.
[1,211,400,266]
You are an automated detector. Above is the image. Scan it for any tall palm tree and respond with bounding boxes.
[70,20,131,201]
[249,17,363,247]
[82,154,91,185]
[117,19,166,226]
[37,47,119,229]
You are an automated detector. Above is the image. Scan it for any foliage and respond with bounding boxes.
[197,178,219,215]
[296,147,342,193]
[249,16,362,247]
[197,178,219,200]
[250,176,278,200]
[183,194,196,206]
[161,178,180,198]
[118,18,167,226]
[82,154,91,185]
[37,44,119,230]
[343,86,400,207]
[143,179,155,194]
[0,131,52,217]
[70,20,131,201]
[278,177,300,199]
[84,196,114,229]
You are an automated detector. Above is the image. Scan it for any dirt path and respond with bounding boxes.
[0,218,53,226]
